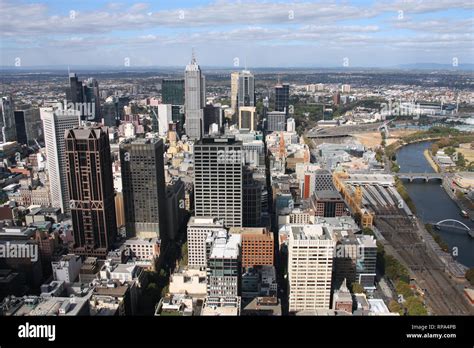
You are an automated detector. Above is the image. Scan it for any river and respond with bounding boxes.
[396,141,474,268]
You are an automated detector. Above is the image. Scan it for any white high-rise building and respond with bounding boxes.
[184,52,205,140]
[230,72,239,113]
[288,224,335,312]
[157,104,172,136]
[194,136,243,227]
[187,217,226,269]
[40,104,80,213]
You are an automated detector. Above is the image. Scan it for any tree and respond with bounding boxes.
[466,268,474,286]
[456,153,466,167]
[405,296,427,315]
[362,227,374,236]
[179,242,188,266]
[444,147,456,156]
[351,282,365,294]
[389,300,402,314]
[396,281,414,300]
[431,143,439,156]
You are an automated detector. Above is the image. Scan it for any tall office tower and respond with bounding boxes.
[13,111,27,145]
[40,104,80,213]
[162,79,185,126]
[187,217,226,269]
[83,78,101,122]
[230,72,239,113]
[156,104,172,136]
[332,233,377,290]
[275,83,290,113]
[266,111,286,132]
[242,167,262,227]
[65,127,117,258]
[162,79,185,105]
[165,177,186,241]
[14,108,43,146]
[184,53,205,140]
[0,96,17,143]
[194,136,243,227]
[333,92,341,106]
[66,73,84,105]
[238,106,256,131]
[66,73,101,121]
[207,231,241,297]
[288,225,335,312]
[237,70,255,107]
[120,138,168,240]
[203,104,222,135]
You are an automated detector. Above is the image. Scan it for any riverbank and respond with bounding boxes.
[396,141,474,268]
[423,149,439,173]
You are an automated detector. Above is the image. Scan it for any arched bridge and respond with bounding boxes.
[398,172,444,182]
[432,219,474,238]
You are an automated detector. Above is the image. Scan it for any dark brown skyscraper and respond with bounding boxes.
[65,126,117,258]
[119,138,168,240]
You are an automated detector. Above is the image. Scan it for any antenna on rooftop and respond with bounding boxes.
[191,47,196,64]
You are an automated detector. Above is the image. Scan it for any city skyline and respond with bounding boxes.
[1,0,473,68]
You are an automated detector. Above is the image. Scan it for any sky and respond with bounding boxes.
[0,0,473,68]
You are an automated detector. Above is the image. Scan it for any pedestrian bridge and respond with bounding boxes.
[398,172,444,182]
[432,219,474,238]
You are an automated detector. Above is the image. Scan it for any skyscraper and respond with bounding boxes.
[184,53,205,140]
[66,73,101,122]
[65,126,117,258]
[0,96,17,143]
[40,104,80,213]
[242,167,262,227]
[230,72,239,112]
[288,225,335,312]
[237,70,255,107]
[194,136,243,227]
[162,79,185,105]
[203,104,222,135]
[162,79,185,128]
[120,138,168,240]
[275,83,289,114]
[83,78,101,122]
[13,111,27,145]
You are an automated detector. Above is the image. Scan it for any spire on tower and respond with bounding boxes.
[191,47,196,64]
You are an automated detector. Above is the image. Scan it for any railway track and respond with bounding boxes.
[376,216,474,315]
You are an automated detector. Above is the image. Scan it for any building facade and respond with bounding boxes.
[288,225,335,312]
[120,138,168,239]
[40,104,80,213]
[65,127,117,258]
[184,54,205,140]
[194,136,243,227]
